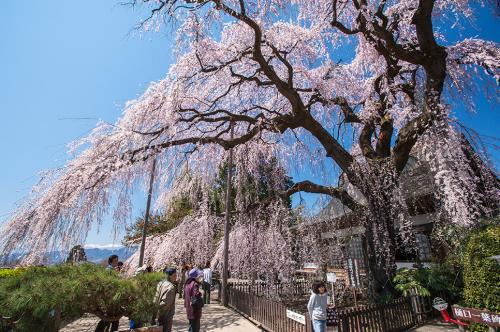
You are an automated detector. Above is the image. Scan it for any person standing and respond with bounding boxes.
[155,268,178,332]
[95,255,120,332]
[307,281,328,332]
[184,268,204,332]
[202,262,212,305]
[178,264,188,299]
[184,264,192,280]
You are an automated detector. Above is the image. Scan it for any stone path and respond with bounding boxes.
[61,298,262,332]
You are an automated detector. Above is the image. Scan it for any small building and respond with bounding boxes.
[298,136,499,292]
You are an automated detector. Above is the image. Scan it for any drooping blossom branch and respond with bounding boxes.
[1,1,498,298]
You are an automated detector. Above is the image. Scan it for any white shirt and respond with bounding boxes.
[203,268,212,285]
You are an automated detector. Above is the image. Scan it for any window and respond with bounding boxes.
[329,236,366,268]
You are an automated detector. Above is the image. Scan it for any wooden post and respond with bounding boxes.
[221,120,234,306]
[138,157,157,268]
[331,282,336,307]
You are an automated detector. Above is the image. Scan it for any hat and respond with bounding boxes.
[164,267,177,276]
[188,268,203,279]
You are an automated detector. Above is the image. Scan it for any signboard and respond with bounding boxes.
[286,309,306,325]
[327,272,337,283]
[303,262,319,270]
[452,305,500,327]
[346,258,360,288]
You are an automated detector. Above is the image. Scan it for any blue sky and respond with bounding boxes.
[0,1,173,245]
[0,1,498,246]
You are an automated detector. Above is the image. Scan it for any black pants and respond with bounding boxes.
[202,282,211,304]
[178,281,184,299]
[188,318,201,332]
[94,320,119,332]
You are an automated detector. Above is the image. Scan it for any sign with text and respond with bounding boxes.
[346,258,360,288]
[327,272,337,283]
[452,305,500,327]
[286,309,306,325]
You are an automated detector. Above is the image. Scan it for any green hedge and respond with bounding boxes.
[0,268,23,279]
[0,263,163,332]
[463,225,500,331]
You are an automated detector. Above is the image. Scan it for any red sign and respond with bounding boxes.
[452,305,500,327]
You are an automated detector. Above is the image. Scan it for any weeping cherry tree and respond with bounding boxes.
[1,0,499,298]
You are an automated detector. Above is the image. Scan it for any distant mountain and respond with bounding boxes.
[1,245,137,266]
[84,245,136,264]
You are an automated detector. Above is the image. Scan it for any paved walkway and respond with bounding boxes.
[409,318,461,331]
[61,298,262,332]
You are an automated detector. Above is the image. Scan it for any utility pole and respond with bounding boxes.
[138,157,157,268]
[221,120,234,307]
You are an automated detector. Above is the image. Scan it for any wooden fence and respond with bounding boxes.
[228,286,313,332]
[409,289,432,323]
[337,297,416,332]
[226,284,418,332]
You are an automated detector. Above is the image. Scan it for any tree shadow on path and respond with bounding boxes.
[172,299,261,332]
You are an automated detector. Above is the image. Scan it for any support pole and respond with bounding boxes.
[138,157,157,268]
[221,121,234,307]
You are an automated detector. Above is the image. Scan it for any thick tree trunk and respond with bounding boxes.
[352,159,411,302]
[363,218,397,301]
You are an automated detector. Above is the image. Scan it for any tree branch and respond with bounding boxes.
[283,180,361,212]
[359,122,377,159]
[392,111,433,172]
[375,114,393,158]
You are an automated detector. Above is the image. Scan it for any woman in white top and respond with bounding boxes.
[307,281,328,332]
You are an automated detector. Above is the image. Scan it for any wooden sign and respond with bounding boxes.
[286,309,306,325]
[452,305,500,327]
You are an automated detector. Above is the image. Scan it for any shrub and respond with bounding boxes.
[126,271,165,323]
[393,261,462,302]
[0,263,163,332]
[462,225,500,331]
[393,266,431,297]
[0,268,23,279]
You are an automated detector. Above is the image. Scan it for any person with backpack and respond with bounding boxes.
[307,280,328,332]
[183,268,204,332]
[155,267,178,332]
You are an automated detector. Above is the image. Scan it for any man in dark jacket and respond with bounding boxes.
[183,268,204,332]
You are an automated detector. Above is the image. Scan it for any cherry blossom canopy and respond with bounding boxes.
[1,0,498,270]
